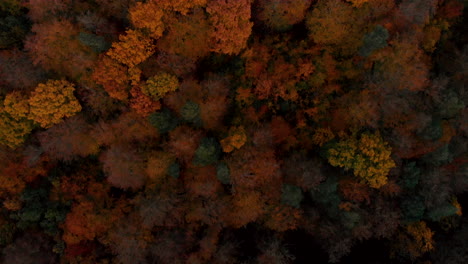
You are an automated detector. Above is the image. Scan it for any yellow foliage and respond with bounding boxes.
[220,126,247,153]
[327,132,395,188]
[106,30,155,67]
[312,127,335,146]
[0,92,33,148]
[141,72,179,100]
[28,80,82,128]
[3,92,29,120]
[0,109,34,148]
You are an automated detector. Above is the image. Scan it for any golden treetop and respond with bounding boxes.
[28,79,82,128]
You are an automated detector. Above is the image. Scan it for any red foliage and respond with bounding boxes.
[100,144,147,190]
[25,19,95,78]
[167,126,203,164]
[129,85,161,117]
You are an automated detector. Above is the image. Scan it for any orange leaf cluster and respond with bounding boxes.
[207,0,253,55]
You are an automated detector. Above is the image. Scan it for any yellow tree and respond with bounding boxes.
[0,92,34,148]
[327,132,395,188]
[28,80,82,128]
[141,72,179,100]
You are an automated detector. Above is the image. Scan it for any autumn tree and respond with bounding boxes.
[306,0,365,55]
[157,8,211,59]
[26,0,71,22]
[28,80,82,128]
[62,200,118,245]
[220,126,247,153]
[392,221,434,260]
[24,19,95,78]
[0,49,46,93]
[38,115,99,161]
[129,1,165,39]
[129,85,161,116]
[100,144,146,190]
[256,0,312,32]
[207,0,253,55]
[0,92,34,148]
[227,191,266,228]
[326,132,396,188]
[92,55,130,100]
[106,29,155,67]
[167,126,203,164]
[141,72,179,100]
[157,0,207,14]
[371,36,430,92]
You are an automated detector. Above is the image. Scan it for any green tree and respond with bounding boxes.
[181,101,201,126]
[193,137,221,166]
[78,31,110,53]
[281,184,303,208]
[148,108,178,134]
[359,25,389,57]
[216,162,230,184]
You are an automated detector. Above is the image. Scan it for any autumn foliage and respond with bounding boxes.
[0,1,466,263]
[28,80,82,128]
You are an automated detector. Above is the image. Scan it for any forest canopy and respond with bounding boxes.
[0,0,467,263]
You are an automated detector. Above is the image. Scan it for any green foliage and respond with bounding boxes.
[40,202,69,236]
[427,203,458,222]
[438,91,464,118]
[12,186,68,235]
[181,101,201,126]
[0,221,15,246]
[0,14,30,49]
[167,162,180,179]
[342,211,361,229]
[422,144,453,166]
[401,196,426,223]
[13,187,47,229]
[419,118,442,141]
[310,175,341,208]
[148,108,178,134]
[359,25,389,57]
[78,32,110,53]
[216,162,230,184]
[281,184,303,208]
[193,137,221,167]
[401,162,421,190]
